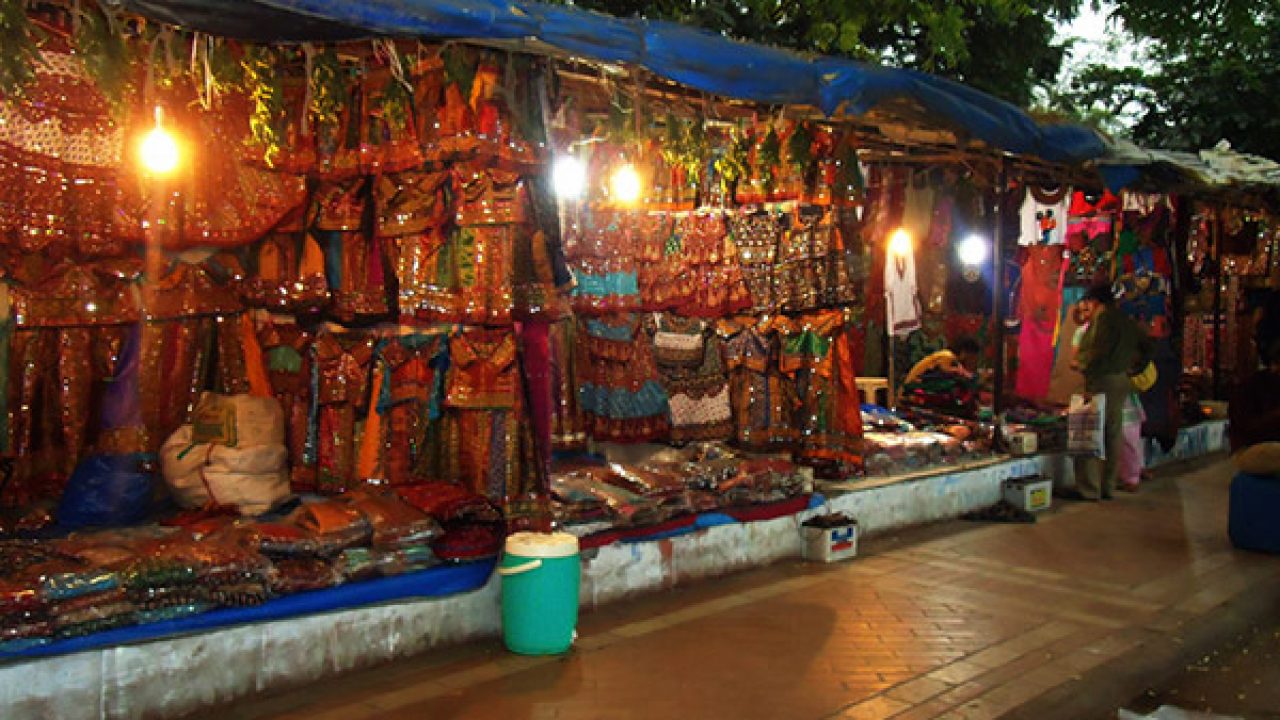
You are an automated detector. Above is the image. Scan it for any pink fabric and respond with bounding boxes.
[1120,419,1144,488]
[1066,218,1111,249]
[519,320,553,484]
[1015,319,1055,400]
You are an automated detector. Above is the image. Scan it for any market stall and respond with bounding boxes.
[0,0,1257,708]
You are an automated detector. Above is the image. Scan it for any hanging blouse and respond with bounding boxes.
[445,330,518,409]
[245,233,331,313]
[884,240,921,338]
[728,212,784,312]
[313,334,374,406]
[146,262,244,320]
[664,335,733,443]
[768,209,857,313]
[12,263,140,327]
[652,313,707,368]
[375,171,450,238]
[678,214,753,317]
[566,211,641,315]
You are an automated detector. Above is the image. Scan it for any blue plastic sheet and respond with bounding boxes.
[122,0,1104,164]
[0,560,496,663]
[623,494,825,540]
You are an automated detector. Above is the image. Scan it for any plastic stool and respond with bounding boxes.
[1229,473,1280,554]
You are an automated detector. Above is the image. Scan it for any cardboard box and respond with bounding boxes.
[802,523,858,563]
[1007,431,1038,456]
[1002,476,1052,512]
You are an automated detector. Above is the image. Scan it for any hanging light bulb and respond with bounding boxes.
[888,228,913,258]
[610,162,643,206]
[958,233,989,267]
[552,155,587,200]
[139,106,180,176]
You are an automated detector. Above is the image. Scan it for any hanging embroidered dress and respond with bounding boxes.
[577,314,670,443]
[723,323,799,450]
[441,329,529,505]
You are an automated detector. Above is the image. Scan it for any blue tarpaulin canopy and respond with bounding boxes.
[120,0,1105,164]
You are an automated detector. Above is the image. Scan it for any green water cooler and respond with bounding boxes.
[498,531,581,655]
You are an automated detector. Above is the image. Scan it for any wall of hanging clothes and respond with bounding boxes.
[0,31,570,520]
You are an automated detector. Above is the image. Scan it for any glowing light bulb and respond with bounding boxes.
[958,234,989,267]
[139,107,180,176]
[888,228,912,258]
[552,155,587,200]
[610,163,643,206]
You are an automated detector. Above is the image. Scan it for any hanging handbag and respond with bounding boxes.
[1130,361,1158,393]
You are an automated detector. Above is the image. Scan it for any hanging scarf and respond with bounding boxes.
[240,314,272,398]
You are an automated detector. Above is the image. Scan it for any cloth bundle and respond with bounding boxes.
[159,394,291,516]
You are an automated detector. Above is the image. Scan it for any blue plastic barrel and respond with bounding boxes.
[498,532,581,654]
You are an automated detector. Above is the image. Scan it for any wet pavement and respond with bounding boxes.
[199,454,1280,720]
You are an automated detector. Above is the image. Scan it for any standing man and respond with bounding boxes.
[1069,283,1152,500]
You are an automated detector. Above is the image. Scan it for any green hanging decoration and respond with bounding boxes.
[75,5,131,110]
[498,54,545,146]
[382,76,412,132]
[759,126,782,189]
[205,39,243,93]
[605,91,636,145]
[682,115,706,184]
[660,111,682,164]
[787,121,814,172]
[242,45,286,165]
[0,0,43,97]
[713,124,750,196]
[441,45,475,99]
[659,112,708,185]
[309,47,346,139]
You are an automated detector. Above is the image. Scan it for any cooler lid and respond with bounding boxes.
[505,531,580,558]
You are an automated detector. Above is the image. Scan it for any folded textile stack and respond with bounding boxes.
[604,463,696,517]
[550,466,667,528]
[899,369,978,418]
[716,458,808,505]
[335,489,443,580]
[391,483,504,562]
[862,431,964,475]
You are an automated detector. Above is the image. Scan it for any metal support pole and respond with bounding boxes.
[991,160,1009,419]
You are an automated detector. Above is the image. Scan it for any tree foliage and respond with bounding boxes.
[1066,0,1280,158]
[545,0,1081,107]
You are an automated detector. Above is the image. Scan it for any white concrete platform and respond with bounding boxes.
[0,420,1228,720]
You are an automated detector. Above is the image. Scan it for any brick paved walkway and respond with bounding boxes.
[206,455,1280,720]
